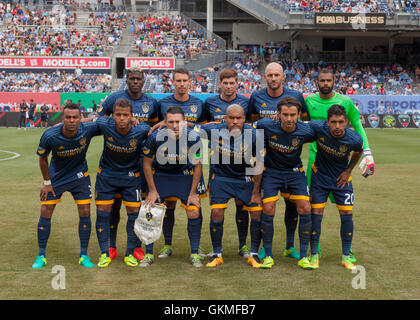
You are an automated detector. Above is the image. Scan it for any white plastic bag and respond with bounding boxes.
[134,202,167,245]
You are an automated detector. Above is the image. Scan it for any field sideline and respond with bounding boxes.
[0,127,419,300]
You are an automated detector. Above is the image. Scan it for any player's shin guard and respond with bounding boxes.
[340,214,353,256]
[235,205,249,249]
[125,212,139,256]
[188,217,202,254]
[162,208,175,246]
[261,213,274,258]
[284,200,298,249]
[209,219,224,255]
[109,204,121,248]
[79,216,91,256]
[37,217,51,257]
[250,218,262,254]
[96,210,110,256]
[310,213,323,256]
[298,214,312,260]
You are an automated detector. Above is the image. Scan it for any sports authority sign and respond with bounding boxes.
[0,56,111,70]
[126,57,175,70]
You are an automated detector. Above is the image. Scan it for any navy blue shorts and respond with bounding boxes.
[310,168,354,211]
[261,168,309,203]
[208,174,262,212]
[42,176,92,205]
[41,114,48,122]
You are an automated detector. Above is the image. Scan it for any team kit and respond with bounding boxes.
[32,65,375,271]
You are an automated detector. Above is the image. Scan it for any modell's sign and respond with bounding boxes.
[126,57,175,70]
[0,56,111,69]
[315,13,386,27]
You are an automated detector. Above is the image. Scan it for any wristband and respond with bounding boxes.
[43,180,51,186]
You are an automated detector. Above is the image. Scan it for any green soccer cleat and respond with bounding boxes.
[139,254,154,267]
[309,254,319,269]
[79,255,94,268]
[283,247,300,260]
[124,254,139,267]
[260,256,274,269]
[342,255,356,270]
[238,245,250,259]
[32,255,47,269]
[318,243,322,258]
[158,245,173,258]
[298,257,314,269]
[349,248,357,264]
[190,254,204,268]
[97,253,111,268]
[258,247,266,260]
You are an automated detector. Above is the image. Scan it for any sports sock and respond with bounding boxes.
[209,219,224,255]
[162,208,175,246]
[96,210,110,256]
[37,216,51,257]
[188,216,202,254]
[145,243,154,255]
[340,214,353,256]
[235,204,249,249]
[284,200,298,249]
[298,214,312,260]
[125,212,139,256]
[78,216,91,256]
[261,213,274,258]
[310,213,323,255]
[250,218,262,254]
[109,205,120,248]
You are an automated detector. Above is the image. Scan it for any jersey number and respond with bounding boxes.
[344,193,354,205]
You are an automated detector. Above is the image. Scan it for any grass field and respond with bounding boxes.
[0,127,419,300]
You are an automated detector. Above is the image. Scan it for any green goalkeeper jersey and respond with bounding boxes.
[305,91,370,150]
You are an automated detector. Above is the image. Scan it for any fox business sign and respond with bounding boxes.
[315,13,386,28]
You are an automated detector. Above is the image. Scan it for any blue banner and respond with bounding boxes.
[349,95,420,115]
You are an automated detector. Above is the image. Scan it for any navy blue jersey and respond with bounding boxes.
[96,116,150,177]
[248,87,308,120]
[197,122,262,179]
[204,94,249,123]
[143,127,202,174]
[311,121,364,179]
[98,90,159,124]
[256,117,316,171]
[36,122,101,187]
[157,94,206,124]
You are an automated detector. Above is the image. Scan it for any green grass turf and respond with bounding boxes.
[0,127,419,300]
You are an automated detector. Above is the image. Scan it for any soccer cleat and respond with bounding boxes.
[109,247,118,260]
[133,247,145,261]
[198,246,208,257]
[206,255,224,267]
[124,254,139,267]
[342,255,356,270]
[158,245,173,258]
[190,254,204,267]
[138,254,154,267]
[318,243,322,258]
[260,256,274,269]
[97,253,112,268]
[349,249,357,264]
[258,247,266,260]
[32,255,47,269]
[79,255,94,268]
[298,257,314,269]
[247,255,262,268]
[309,254,319,269]
[238,245,251,259]
[283,247,300,260]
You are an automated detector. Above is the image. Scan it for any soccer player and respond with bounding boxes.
[142,106,206,267]
[18,99,28,130]
[94,99,150,268]
[197,104,264,268]
[254,97,316,269]
[97,67,159,262]
[203,67,252,259]
[153,68,207,259]
[248,62,309,260]
[40,103,49,128]
[33,102,101,269]
[308,104,363,270]
[28,99,37,128]
[305,68,374,261]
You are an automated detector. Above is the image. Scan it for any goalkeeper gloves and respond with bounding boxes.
[358,148,375,178]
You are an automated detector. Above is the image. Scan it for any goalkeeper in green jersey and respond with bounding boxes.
[305,68,375,262]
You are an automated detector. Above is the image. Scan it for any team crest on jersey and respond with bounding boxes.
[291,137,300,147]
[190,104,198,113]
[398,114,410,128]
[367,114,379,128]
[79,137,86,146]
[145,211,153,222]
[142,103,149,114]
[143,147,150,155]
[339,145,348,153]
[383,115,396,128]
[413,115,420,128]
[129,138,138,147]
